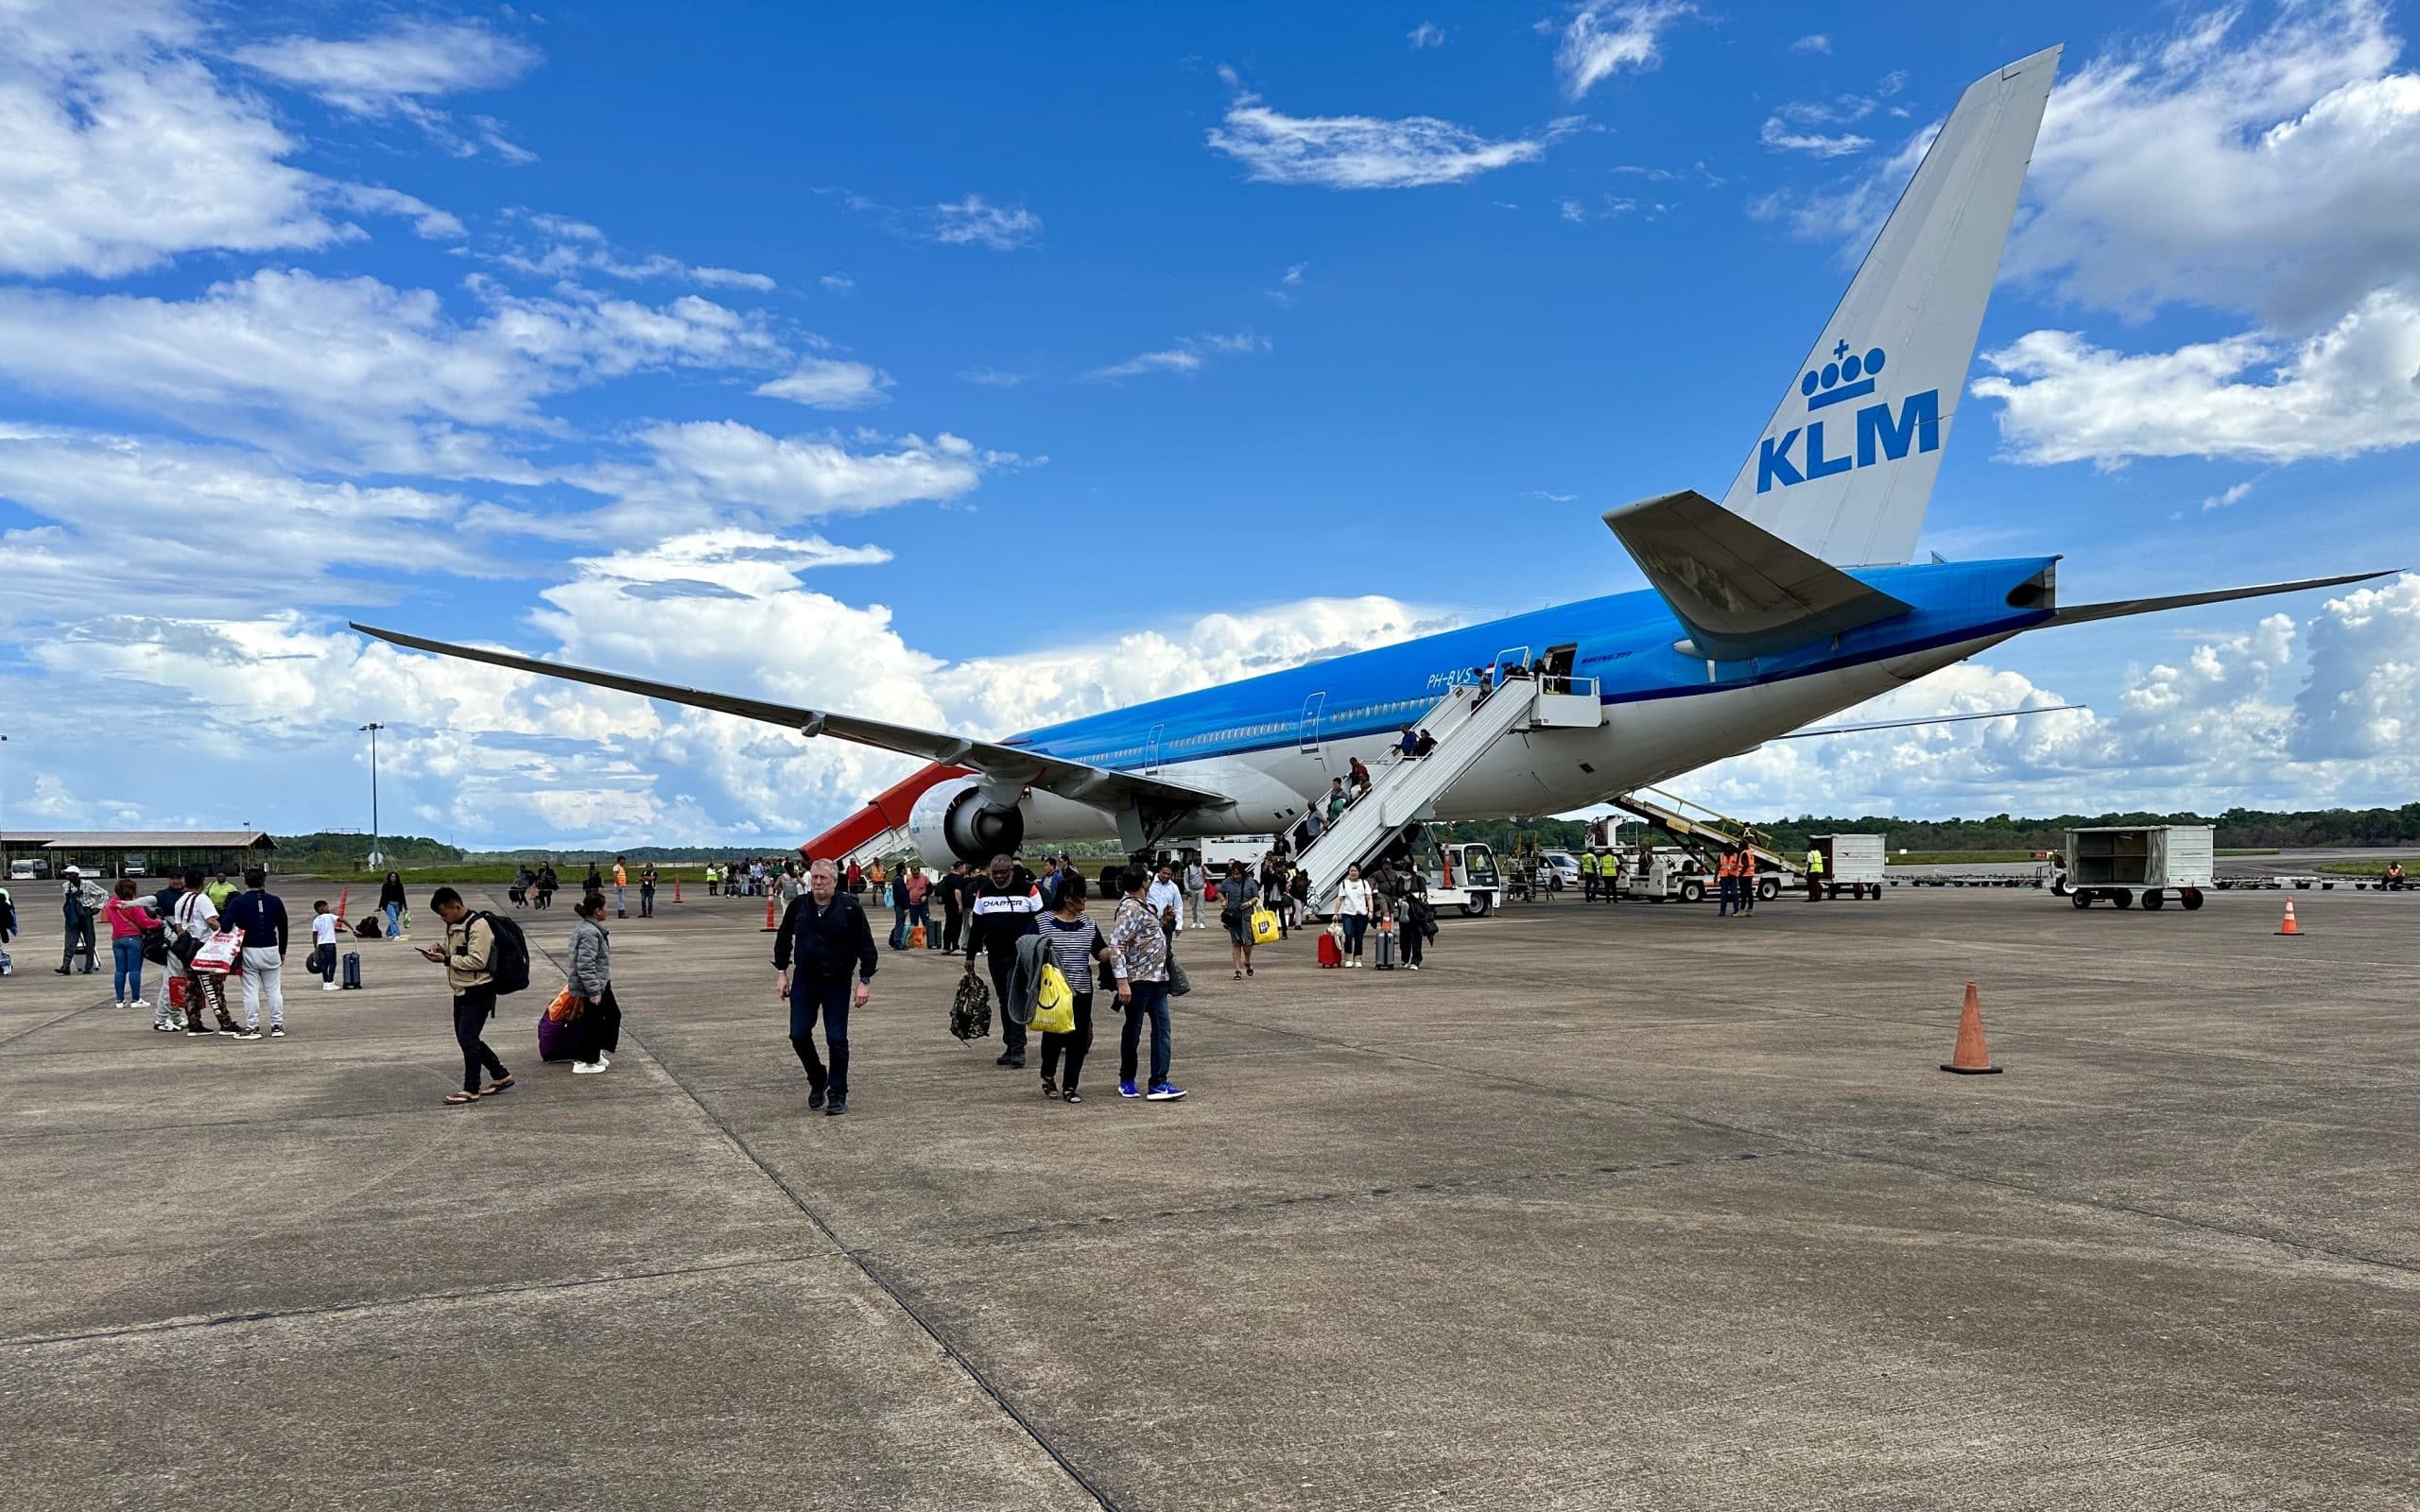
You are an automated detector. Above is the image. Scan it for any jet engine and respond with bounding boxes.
[906,777,1028,868]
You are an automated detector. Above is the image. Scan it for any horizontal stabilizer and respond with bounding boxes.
[2049,572,2394,627]
[349,623,1231,814]
[1604,490,1915,659]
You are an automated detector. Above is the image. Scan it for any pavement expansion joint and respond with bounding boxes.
[4,1250,842,1351]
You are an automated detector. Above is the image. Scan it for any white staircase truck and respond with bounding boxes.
[1291,675,1601,913]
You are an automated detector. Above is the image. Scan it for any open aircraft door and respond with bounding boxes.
[1298,692,1328,772]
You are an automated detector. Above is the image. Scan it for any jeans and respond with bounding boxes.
[1718,875,1738,916]
[640,884,654,918]
[909,902,931,945]
[889,906,908,950]
[788,977,852,1096]
[60,916,96,971]
[614,885,628,917]
[310,942,337,982]
[453,986,508,1094]
[112,936,145,1002]
[384,902,402,936]
[238,947,285,1027]
[1040,991,1094,1091]
[1119,980,1172,1087]
[1340,912,1368,958]
[577,983,623,1065]
[988,954,1024,1057]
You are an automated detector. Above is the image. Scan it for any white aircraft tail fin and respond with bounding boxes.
[1720,44,2061,567]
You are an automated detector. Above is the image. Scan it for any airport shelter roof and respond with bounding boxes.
[0,831,275,850]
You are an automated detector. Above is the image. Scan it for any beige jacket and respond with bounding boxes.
[443,913,496,993]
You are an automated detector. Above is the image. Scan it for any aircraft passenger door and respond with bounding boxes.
[1298,692,1328,772]
[1144,723,1165,774]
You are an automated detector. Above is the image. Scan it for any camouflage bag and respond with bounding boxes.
[950,972,993,1042]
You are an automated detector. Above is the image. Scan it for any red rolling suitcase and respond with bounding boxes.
[1316,931,1342,969]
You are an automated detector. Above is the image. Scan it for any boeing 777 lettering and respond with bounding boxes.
[354,46,2386,893]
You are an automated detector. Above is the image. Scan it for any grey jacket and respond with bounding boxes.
[568,917,612,997]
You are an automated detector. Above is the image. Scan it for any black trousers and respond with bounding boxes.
[1039,991,1095,1091]
[639,885,655,918]
[788,977,851,1096]
[60,917,96,971]
[941,906,963,954]
[576,983,623,1064]
[1402,926,1425,967]
[988,953,1024,1057]
[452,986,509,1094]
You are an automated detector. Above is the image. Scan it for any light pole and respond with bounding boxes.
[359,723,385,868]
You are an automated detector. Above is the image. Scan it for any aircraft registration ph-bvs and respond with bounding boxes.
[355,46,2385,872]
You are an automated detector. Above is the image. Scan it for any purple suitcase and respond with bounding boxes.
[538,1005,579,1062]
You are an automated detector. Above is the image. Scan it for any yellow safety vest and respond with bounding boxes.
[1806,850,1824,874]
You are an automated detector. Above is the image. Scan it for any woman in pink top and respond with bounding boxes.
[102,879,161,1016]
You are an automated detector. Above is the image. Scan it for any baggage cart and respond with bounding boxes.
[2063,825,2213,911]
[1811,834,1885,900]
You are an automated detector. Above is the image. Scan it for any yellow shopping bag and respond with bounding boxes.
[1029,963,1076,1035]
[1250,908,1280,945]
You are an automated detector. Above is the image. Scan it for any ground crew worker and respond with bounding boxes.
[1805,844,1825,902]
[1581,849,1599,902]
[1716,846,1739,917]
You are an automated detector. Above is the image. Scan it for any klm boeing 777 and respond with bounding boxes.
[356,46,2382,883]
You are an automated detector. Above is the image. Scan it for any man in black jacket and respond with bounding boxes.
[774,857,877,1116]
[961,854,1041,1069]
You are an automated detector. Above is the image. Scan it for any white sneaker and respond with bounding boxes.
[130,998,149,1009]
[1408,963,1421,971]
[572,1060,608,1074]
[599,1054,613,1067]
[323,982,340,991]
[113,1000,128,1009]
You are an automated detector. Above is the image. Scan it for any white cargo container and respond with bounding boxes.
[2062,824,2213,911]
[1812,833,1885,900]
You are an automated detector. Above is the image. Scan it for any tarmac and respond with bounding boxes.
[2,879,2415,1510]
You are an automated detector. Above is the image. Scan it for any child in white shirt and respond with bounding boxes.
[311,902,340,989]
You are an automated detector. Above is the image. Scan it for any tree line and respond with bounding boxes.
[1438,804,2420,854]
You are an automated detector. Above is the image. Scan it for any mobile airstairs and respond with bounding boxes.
[1291,669,1602,912]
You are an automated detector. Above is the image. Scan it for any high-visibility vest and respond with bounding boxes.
[1581,852,1599,876]
[1806,849,1824,874]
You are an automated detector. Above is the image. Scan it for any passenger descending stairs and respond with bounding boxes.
[1294,678,1598,912]
[1610,786,1805,879]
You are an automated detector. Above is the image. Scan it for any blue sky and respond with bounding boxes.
[3,0,2417,845]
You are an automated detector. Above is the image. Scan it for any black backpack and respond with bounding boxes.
[477,910,532,995]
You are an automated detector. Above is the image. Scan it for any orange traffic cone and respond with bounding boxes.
[673,878,682,903]
[2276,897,2302,936]
[762,894,778,932]
[334,884,350,926]
[1940,981,2002,1075]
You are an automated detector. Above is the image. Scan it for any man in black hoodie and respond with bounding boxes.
[774,857,877,1116]
[962,853,1042,1070]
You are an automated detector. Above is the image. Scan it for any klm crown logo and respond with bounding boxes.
[1757,337,1941,493]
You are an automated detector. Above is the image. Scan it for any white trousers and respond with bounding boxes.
[239,947,285,1028]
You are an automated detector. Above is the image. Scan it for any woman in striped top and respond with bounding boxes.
[1037,874,1125,1105]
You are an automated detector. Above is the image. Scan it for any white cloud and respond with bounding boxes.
[2005,1,2420,327]
[2203,481,2256,511]
[0,1,343,277]
[495,212,777,292]
[328,183,465,240]
[820,274,856,295]
[931,195,1042,249]
[956,367,1029,387]
[1409,22,1446,49]
[233,17,541,159]
[1971,287,2420,465]
[1556,2,1692,100]
[1208,92,1571,188]
[1676,580,2420,814]
[1792,34,1833,56]
[560,421,999,536]
[1086,331,1270,381]
[753,357,893,409]
[1759,118,1873,157]
[0,426,506,627]
[0,270,786,476]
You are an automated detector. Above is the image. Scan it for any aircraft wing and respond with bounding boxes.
[349,623,1234,813]
[1603,490,1915,659]
[2047,572,2393,627]
[1772,704,2084,739]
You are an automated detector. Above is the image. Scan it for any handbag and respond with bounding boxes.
[1029,963,1076,1035]
[545,986,582,1023]
[141,922,171,965]
[1250,908,1280,945]
[1167,956,1191,998]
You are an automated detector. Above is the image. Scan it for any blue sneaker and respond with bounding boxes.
[1145,1082,1186,1101]
[1117,1080,1140,1099]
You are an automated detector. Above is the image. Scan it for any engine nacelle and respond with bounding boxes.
[906,777,1027,868]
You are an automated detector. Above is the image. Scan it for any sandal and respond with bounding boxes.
[443,1091,480,1106]
[482,1076,515,1095]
